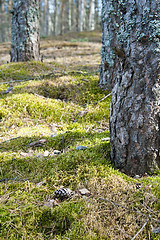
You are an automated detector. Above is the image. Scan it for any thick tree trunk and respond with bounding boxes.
[100,0,160,176]
[11,0,40,62]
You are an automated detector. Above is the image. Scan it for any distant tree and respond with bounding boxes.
[89,0,95,30]
[11,0,40,62]
[45,0,54,36]
[100,0,160,175]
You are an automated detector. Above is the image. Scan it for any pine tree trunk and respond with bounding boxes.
[0,0,5,42]
[89,0,95,31]
[54,0,58,35]
[78,0,84,32]
[76,0,79,32]
[100,0,160,176]
[11,0,40,62]
[60,0,65,35]
[68,0,72,32]
[45,0,53,36]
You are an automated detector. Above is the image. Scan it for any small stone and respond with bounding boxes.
[44,199,60,208]
[53,150,61,154]
[78,188,90,195]
[29,139,47,147]
[101,137,110,142]
[76,146,87,150]
[134,175,141,179]
[43,150,50,157]
[5,86,13,94]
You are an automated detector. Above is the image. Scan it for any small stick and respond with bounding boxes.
[0,137,20,144]
[131,217,150,240]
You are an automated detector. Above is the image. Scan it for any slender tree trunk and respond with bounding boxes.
[45,0,53,36]
[76,0,79,32]
[11,0,40,62]
[100,0,160,176]
[78,0,84,32]
[60,0,65,35]
[40,0,46,36]
[68,0,72,32]
[83,0,87,30]
[0,0,5,42]
[54,0,58,34]
[89,0,95,31]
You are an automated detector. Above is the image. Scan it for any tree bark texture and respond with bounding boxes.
[100,0,160,175]
[11,0,40,62]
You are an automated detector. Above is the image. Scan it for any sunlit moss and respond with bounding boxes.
[0,32,159,240]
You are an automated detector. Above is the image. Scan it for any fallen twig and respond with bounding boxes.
[0,137,20,144]
[131,217,150,240]
[83,93,111,107]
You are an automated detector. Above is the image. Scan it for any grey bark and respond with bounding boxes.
[45,0,53,36]
[60,0,65,35]
[100,0,160,175]
[11,0,40,62]
[89,0,95,30]
[78,0,85,32]
[68,0,72,31]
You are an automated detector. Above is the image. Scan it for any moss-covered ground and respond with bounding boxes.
[0,31,159,240]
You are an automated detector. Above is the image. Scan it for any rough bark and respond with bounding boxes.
[100,0,160,176]
[11,0,40,62]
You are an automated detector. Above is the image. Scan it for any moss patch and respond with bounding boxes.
[0,32,159,240]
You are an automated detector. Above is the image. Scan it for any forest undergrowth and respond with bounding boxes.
[0,31,159,240]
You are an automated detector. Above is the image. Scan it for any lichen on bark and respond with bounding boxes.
[100,0,160,175]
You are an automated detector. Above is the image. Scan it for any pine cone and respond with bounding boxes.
[54,188,73,200]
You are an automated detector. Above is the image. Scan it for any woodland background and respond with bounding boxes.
[0,0,101,43]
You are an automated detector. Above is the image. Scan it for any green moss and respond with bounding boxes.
[0,33,159,240]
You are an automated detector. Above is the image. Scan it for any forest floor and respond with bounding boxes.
[0,31,160,240]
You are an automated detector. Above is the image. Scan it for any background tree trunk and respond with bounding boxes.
[45,0,53,36]
[78,0,84,32]
[100,0,160,175]
[11,0,40,62]
[89,0,95,31]
[68,0,72,32]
